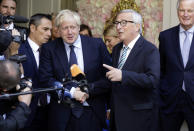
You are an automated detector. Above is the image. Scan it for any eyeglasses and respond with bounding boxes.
[113,20,134,27]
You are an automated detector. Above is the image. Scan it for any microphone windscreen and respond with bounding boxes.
[70,64,85,77]
[13,15,29,23]
[53,81,63,89]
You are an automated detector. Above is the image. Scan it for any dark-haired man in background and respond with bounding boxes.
[19,13,52,131]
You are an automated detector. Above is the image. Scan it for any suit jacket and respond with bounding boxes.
[19,40,40,126]
[0,102,31,131]
[39,35,112,130]
[110,36,160,131]
[159,25,194,114]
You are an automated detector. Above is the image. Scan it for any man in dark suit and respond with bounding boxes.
[39,9,111,131]
[0,60,32,131]
[159,0,194,130]
[103,9,160,131]
[19,13,52,131]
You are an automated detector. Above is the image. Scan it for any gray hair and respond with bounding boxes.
[117,9,143,34]
[55,9,81,28]
[177,0,194,9]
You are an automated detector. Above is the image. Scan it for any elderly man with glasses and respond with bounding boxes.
[103,9,160,131]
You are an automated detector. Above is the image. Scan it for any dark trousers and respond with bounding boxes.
[159,91,194,131]
[66,107,102,131]
[47,100,71,131]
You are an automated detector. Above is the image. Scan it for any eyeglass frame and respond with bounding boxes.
[113,20,135,27]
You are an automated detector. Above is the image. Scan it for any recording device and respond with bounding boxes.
[18,77,32,91]
[0,14,29,24]
[70,64,89,94]
[0,14,29,44]
[0,30,27,61]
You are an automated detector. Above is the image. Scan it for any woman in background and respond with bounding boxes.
[103,24,120,54]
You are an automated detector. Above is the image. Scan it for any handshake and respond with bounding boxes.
[72,87,89,103]
[54,64,90,105]
[54,81,89,104]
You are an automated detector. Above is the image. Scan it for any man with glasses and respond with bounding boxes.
[103,9,160,131]
[39,9,111,131]
[159,0,194,130]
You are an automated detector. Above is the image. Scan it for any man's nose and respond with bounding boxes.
[7,8,11,15]
[67,28,73,34]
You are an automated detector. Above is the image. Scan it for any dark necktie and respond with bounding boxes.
[69,45,77,66]
[69,45,83,118]
[38,47,48,106]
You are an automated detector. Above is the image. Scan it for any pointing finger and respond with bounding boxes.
[103,64,114,71]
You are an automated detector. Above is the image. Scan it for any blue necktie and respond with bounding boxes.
[181,31,191,67]
[69,45,77,66]
[69,45,83,118]
[181,31,191,91]
[118,46,129,69]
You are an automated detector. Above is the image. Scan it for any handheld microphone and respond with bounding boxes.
[53,81,71,98]
[70,64,85,81]
[0,14,29,24]
[70,64,89,94]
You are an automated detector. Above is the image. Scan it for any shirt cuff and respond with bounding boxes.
[70,87,76,98]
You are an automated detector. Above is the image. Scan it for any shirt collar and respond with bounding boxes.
[28,37,40,52]
[179,25,194,34]
[123,34,140,49]
[64,35,82,49]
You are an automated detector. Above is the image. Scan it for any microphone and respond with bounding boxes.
[70,64,85,81]
[12,15,29,23]
[0,14,29,24]
[53,81,71,98]
[70,64,89,94]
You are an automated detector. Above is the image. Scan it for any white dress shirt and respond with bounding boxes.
[119,34,140,66]
[179,25,194,52]
[28,37,40,67]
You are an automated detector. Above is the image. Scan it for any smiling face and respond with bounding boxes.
[59,18,80,45]
[30,18,52,46]
[177,0,194,30]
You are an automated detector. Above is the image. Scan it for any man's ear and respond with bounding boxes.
[135,23,141,33]
[30,24,36,33]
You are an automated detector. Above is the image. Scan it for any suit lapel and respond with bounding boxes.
[186,32,194,69]
[54,38,70,75]
[173,26,184,68]
[122,36,144,69]
[80,36,89,73]
[25,41,38,73]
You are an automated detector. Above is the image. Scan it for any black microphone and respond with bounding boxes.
[0,14,29,24]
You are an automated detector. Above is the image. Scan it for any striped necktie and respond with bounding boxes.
[118,46,129,69]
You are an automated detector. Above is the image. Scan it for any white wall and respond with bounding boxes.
[163,0,179,30]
